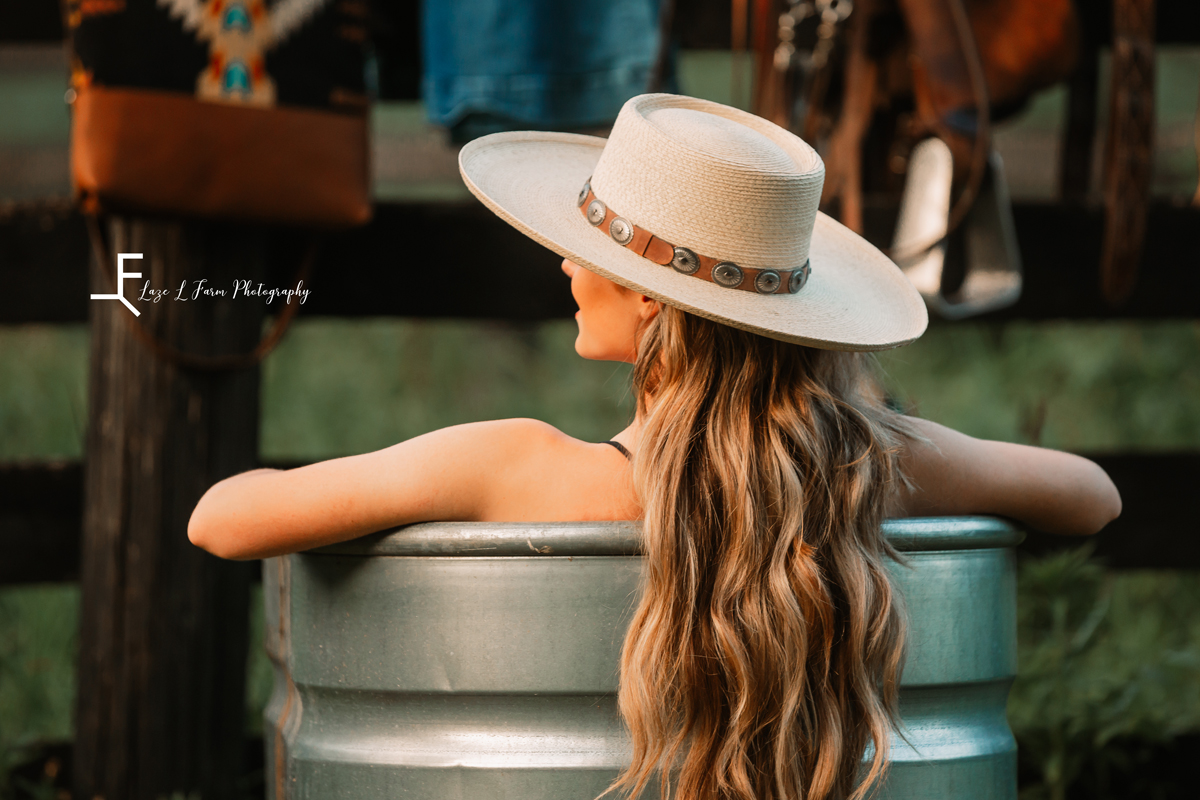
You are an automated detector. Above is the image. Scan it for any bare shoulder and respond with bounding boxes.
[464,417,574,449]
[435,417,639,522]
[414,417,575,467]
[188,416,621,560]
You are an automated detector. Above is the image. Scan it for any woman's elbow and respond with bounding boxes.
[188,496,251,561]
[188,510,230,559]
[1074,462,1122,536]
[1095,472,1122,532]
[187,469,284,560]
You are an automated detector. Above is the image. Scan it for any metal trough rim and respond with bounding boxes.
[311,516,1023,558]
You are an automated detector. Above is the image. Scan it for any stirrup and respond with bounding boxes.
[892,137,1022,320]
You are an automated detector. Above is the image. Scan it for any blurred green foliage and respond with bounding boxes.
[877,321,1200,451]
[259,319,635,460]
[2,318,1197,462]
[0,586,76,798]
[0,325,87,460]
[1010,550,1200,800]
[1,319,1198,800]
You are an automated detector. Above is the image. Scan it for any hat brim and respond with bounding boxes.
[459,131,928,351]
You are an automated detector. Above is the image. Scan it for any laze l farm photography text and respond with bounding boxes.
[138,278,311,305]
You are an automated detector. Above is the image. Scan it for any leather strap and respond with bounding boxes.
[601,440,632,460]
[1101,0,1155,306]
[578,184,809,295]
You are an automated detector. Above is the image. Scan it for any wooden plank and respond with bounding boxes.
[371,0,421,101]
[4,199,1197,323]
[0,2,63,43]
[674,0,733,49]
[1074,0,1200,47]
[609,0,1200,49]
[0,460,81,584]
[73,216,259,800]
[984,202,1200,320]
[264,202,576,319]
[3,454,1198,581]
[4,0,1198,47]
[1019,453,1200,569]
[0,201,89,323]
[858,201,1200,321]
[1059,19,1101,202]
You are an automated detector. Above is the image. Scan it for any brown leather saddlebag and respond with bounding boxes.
[66,0,372,228]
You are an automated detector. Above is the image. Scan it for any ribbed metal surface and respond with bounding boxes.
[264,517,1022,800]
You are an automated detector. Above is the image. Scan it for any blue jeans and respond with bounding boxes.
[422,0,671,141]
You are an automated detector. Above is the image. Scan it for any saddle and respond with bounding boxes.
[738,0,1157,315]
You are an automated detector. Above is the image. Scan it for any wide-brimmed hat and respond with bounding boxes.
[458,93,927,351]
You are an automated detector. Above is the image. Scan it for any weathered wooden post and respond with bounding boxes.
[76,216,267,800]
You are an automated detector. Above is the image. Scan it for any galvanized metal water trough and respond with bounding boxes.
[264,517,1022,800]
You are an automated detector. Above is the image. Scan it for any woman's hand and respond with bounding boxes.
[895,417,1122,536]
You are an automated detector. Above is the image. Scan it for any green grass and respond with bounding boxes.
[0,585,76,786]
[877,321,1200,450]
[1010,551,1200,800]
[0,73,70,148]
[9,319,1192,464]
[0,325,87,461]
[260,318,635,461]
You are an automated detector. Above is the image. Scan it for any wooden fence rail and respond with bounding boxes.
[2,200,1200,324]
[4,0,1200,52]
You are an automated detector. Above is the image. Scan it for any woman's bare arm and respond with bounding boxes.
[895,417,1121,536]
[187,418,560,561]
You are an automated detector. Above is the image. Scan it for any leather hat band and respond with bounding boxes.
[577,179,810,295]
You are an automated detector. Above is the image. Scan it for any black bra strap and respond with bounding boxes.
[601,440,632,460]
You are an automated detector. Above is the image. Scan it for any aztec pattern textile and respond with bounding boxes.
[67,0,372,226]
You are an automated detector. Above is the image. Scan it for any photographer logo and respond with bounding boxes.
[90,253,144,317]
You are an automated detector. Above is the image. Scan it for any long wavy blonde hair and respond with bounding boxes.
[610,304,915,800]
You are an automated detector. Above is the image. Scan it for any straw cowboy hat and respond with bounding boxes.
[458,93,927,351]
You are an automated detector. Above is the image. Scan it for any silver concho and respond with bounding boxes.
[577,180,591,208]
[788,260,811,293]
[712,262,744,288]
[609,217,634,245]
[755,270,781,294]
[586,199,607,226]
[670,246,701,275]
